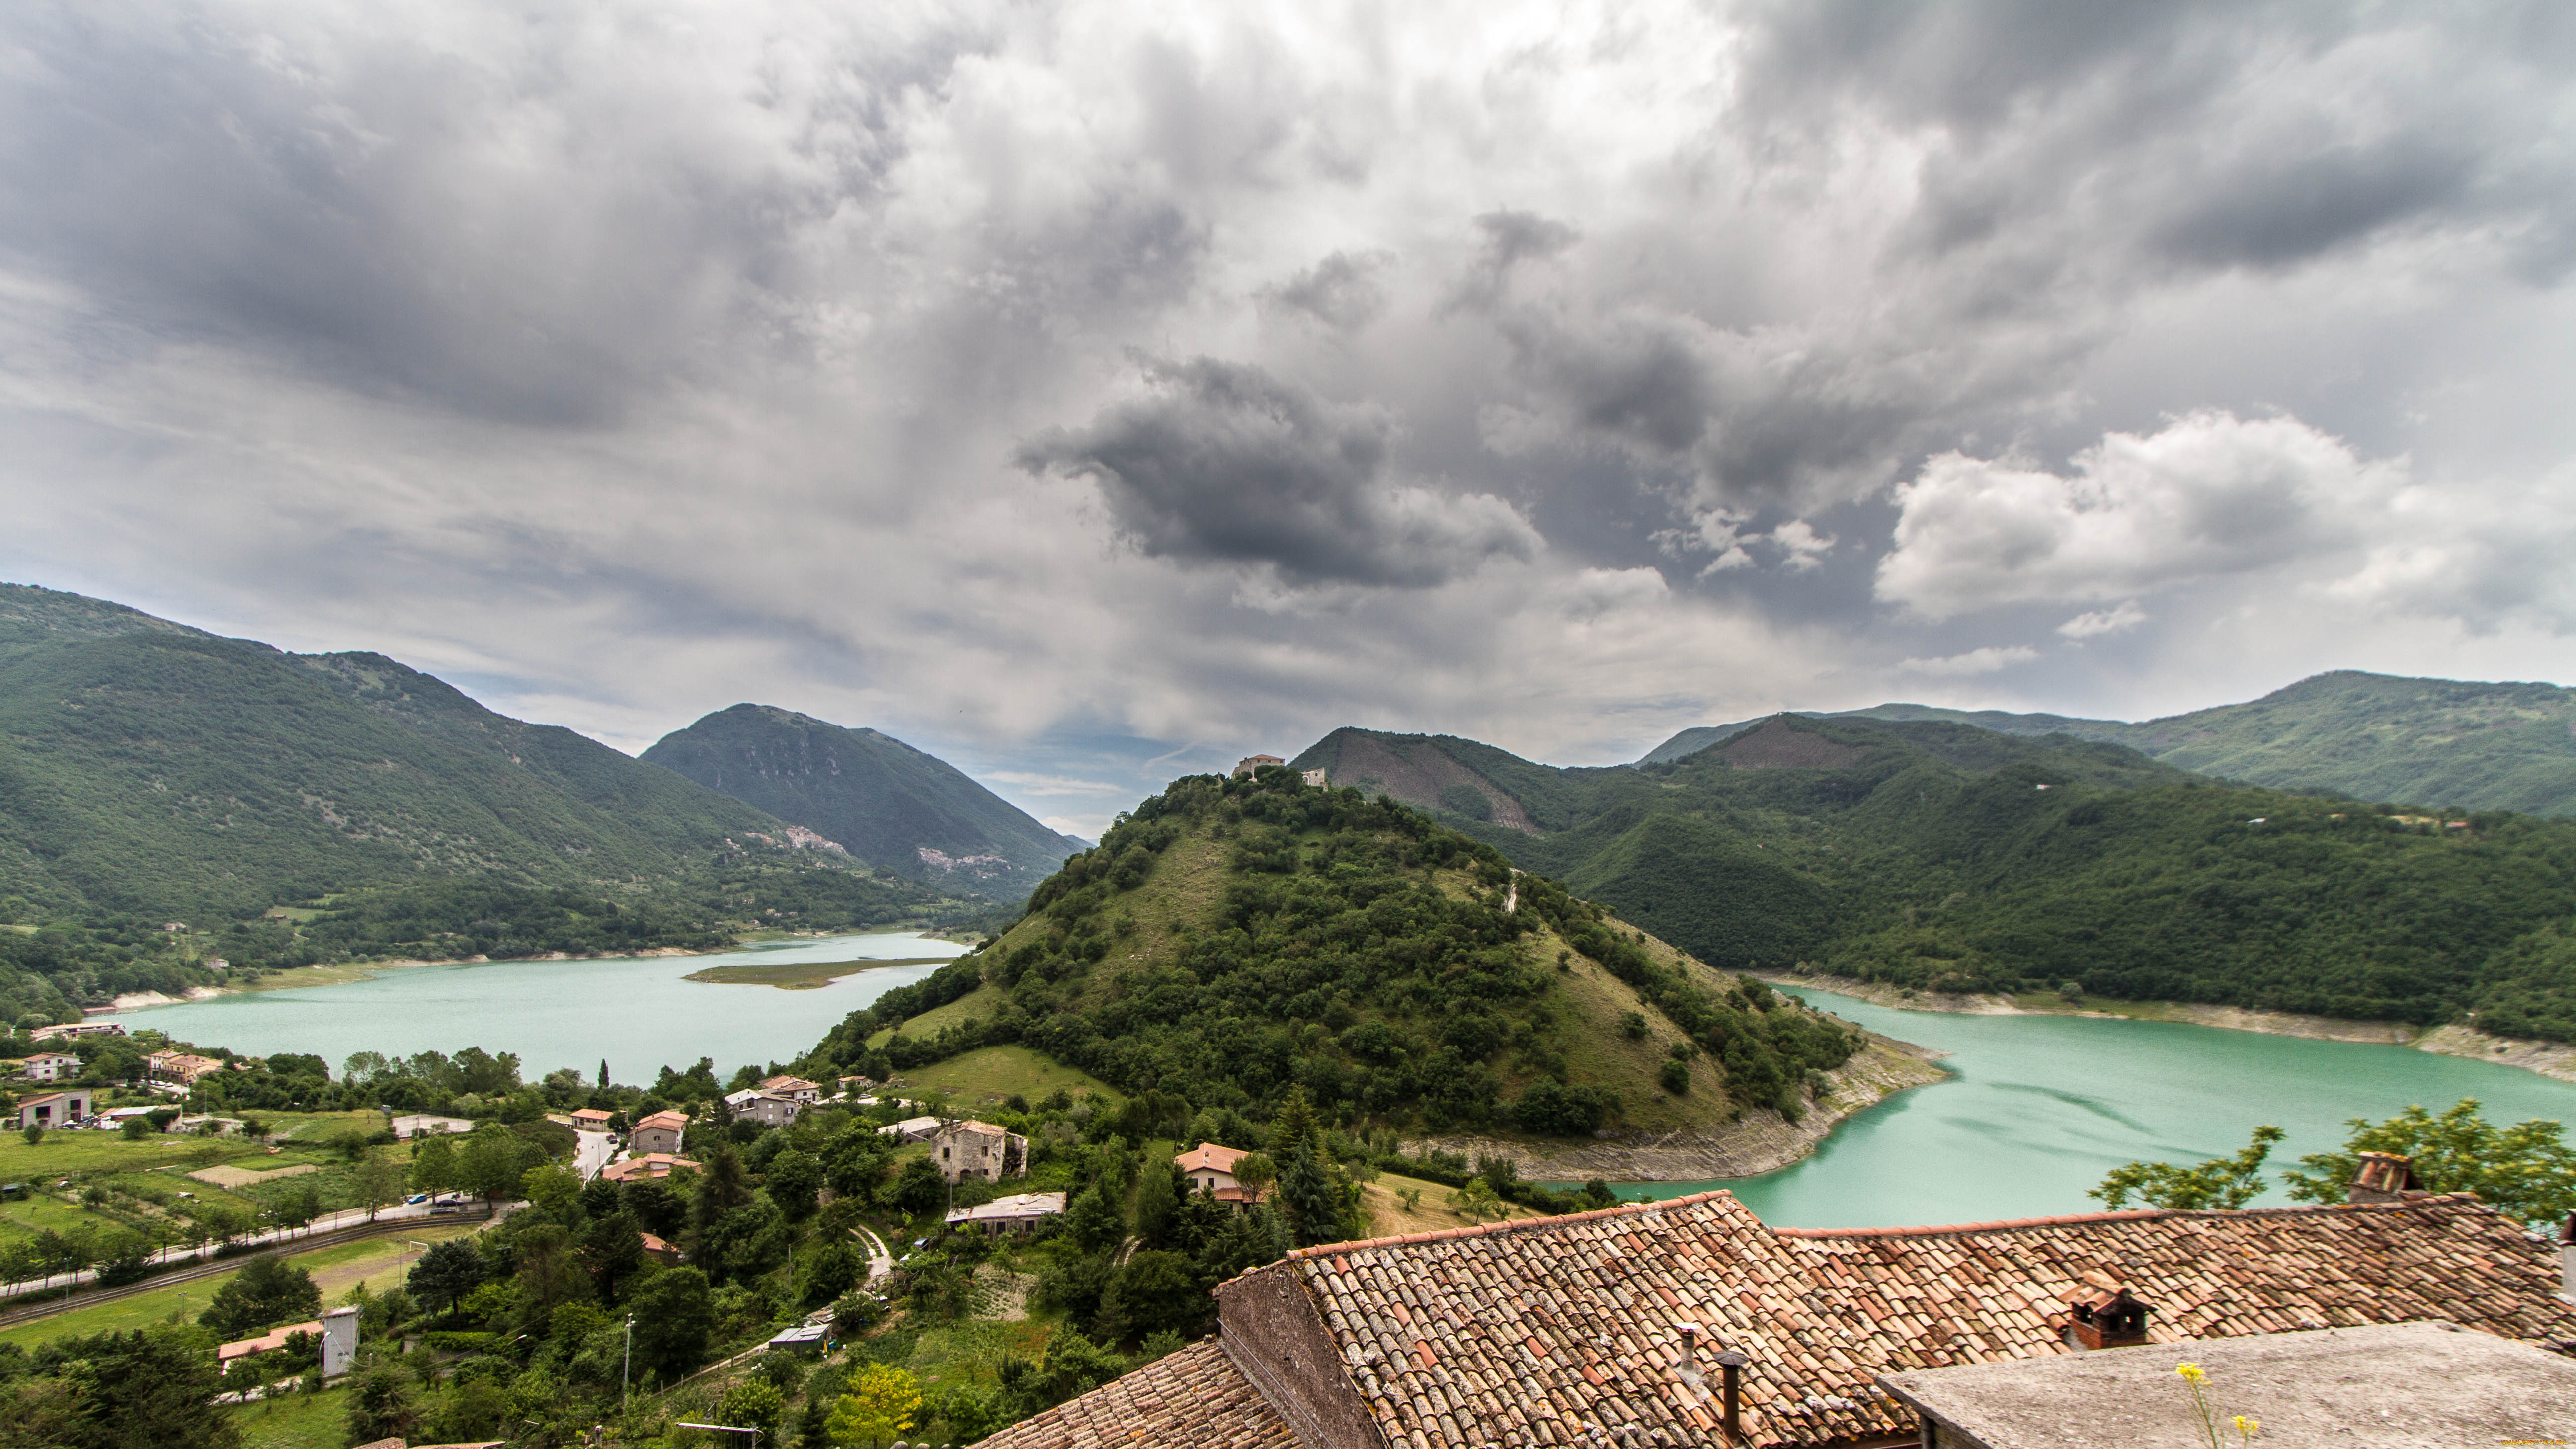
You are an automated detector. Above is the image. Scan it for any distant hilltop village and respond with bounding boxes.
[1234,754,1328,788]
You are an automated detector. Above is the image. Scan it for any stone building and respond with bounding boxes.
[979,1181,2576,1449]
[934,1119,1026,1183]
[628,1108,690,1156]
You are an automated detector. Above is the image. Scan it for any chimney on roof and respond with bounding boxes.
[2348,1151,2418,1205]
[2066,1287,2152,1351]
[2559,1213,2575,1305]
[1712,1347,1751,1442]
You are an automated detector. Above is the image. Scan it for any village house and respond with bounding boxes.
[600,1153,699,1184]
[29,1022,123,1043]
[933,1119,1026,1183]
[146,1049,226,1086]
[628,1108,690,1156]
[15,1088,90,1130]
[724,1088,802,1129]
[638,1231,680,1266]
[977,1173,2576,1449]
[757,1074,820,1103]
[20,1052,80,1083]
[568,1108,613,1131]
[945,1190,1067,1235]
[217,1305,358,1378]
[836,1075,875,1098]
[1175,1142,1262,1206]
[875,1115,942,1143]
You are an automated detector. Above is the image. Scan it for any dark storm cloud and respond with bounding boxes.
[4,0,2575,807]
[0,6,967,425]
[1017,356,1538,588]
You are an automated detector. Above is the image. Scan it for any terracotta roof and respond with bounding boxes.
[941,1119,1008,1137]
[979,1339,1295,1449]
[634,1109,690,1132]
[1229,1190,2576,1449]
[569,1108,612,1124]
[600,1153,700,1183]
[1177,1142,1249,1174]
[219,1319,322,1361]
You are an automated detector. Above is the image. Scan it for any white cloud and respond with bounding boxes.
[1876,411,2402,621]
[1898,645,2038,677]
[2058,601,2149,639]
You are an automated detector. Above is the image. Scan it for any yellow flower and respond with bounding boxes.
[2234,1415,2259,1438]
[2176,1363,2206,1384]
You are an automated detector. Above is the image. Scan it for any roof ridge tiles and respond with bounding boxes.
[1285,1190,1738,1263]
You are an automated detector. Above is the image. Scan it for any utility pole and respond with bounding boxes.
[622,1314,634,1411]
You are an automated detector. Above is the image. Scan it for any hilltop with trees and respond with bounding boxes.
[1291,715,2576,1040]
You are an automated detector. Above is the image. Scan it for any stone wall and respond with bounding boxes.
[1216,1267,1387,1449]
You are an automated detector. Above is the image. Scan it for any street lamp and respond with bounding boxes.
[622,1315,634,1411]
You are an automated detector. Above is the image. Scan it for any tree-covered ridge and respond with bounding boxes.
[642,703,1087,900]
[1287,715,2576,1043]
[1643,670,2576,818]
[802,769,1863,1138]
[0,582,983,1017]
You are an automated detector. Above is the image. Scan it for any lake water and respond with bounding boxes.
[100,932,964,1082]
[1624,987,2576,1228]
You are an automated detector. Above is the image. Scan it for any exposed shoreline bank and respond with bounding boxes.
[124,926,962,1007]
[1752,971,2576,1087]
[1402,1032,1951,1183]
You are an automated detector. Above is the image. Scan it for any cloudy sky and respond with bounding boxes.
[5,2,2573,836]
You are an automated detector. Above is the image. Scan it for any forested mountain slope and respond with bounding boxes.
[644,704,1085,899]
[1298,716,2576,1042]
[801,768,1868,1139]
[1642,671,2576,817]
[0,583,950,1019]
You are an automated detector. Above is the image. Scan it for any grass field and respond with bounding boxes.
[0,1112,402,1253]
[1359,1171,1544,1237]
[228,1383,351,1449]
[686,956,946,989]
[868,982,1010,1046]
[0,1222,480,1350]
[894,1046,1121,1109]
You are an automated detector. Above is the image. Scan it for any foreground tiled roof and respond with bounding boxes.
[979,1339,1295,1449]
[1260,1190,2576,1449]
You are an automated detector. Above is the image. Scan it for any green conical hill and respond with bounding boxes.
[808,767,1867,1138]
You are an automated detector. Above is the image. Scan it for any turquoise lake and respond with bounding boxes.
[99,932,963,1082]
[1633,986,2576,1228]
[99,950,2576,1230]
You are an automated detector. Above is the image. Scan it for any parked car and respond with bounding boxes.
[404,1193,430,1205]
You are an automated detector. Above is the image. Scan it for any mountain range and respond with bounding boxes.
[1293,714,2576,1042]
[1641,670,2576,817]
[0,583,1079,1020]
[643,705,1086,900]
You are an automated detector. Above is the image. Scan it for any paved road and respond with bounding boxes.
[572,1129,615,1181]
[0,1198,467,1303]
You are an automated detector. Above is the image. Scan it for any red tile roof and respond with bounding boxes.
[1225,1190,2576,1449]
[1177,1142,1250,1175]
[634,1109,690,1132]
[979,1340,1294,1449]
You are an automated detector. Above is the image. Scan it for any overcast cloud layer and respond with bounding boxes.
[4,1,2574,833]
